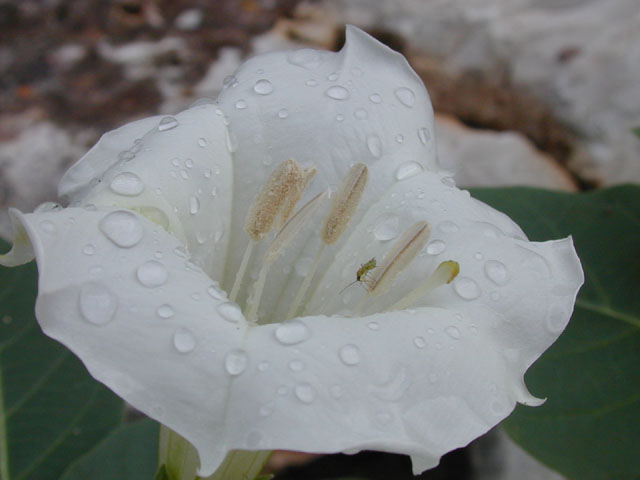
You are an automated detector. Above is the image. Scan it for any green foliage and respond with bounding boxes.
[60,420,159,480]
[472,185,640,480]
[632,127,640,138]
[0,241,125,480]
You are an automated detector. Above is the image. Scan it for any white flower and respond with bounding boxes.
[0,27,583,476]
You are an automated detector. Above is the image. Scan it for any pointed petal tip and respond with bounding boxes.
[0,208,35,267]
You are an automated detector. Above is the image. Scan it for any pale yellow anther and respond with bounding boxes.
[245,159,308,241]
[322,163,368,245]
[276,166,318,229]
[390,260,460,311]
[365,221,431,296]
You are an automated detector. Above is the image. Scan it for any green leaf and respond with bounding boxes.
[0,241,125,480]
[632,127,640,138]
[60,419,159,480]
[471,185,640,480]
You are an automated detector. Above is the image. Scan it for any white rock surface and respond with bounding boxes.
[307,0,640,185]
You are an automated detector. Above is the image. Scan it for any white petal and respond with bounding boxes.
[64,105,234,278]
[0,208,35,266]
[216,26,439,296]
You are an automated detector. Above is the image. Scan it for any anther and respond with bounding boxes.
[277,166,318,230]
[322,163,368,245]
[365,221,431,296]
[390,260,460,311]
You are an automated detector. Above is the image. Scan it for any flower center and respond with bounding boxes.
[229,160,459,323]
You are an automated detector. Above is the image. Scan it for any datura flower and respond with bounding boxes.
[0,27,582,477]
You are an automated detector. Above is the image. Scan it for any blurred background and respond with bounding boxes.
[1,0,638,478]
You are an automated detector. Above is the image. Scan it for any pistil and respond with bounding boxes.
[390,260,460,311]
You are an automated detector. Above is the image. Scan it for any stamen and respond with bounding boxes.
[276,166,318,229]
[390,260,460,311]
[247,191,327,323]
[229,240,255,302]
[322,163,368,245]
[365,221,431,296]
[286,244,324,319]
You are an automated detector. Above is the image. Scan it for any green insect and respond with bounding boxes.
[339,257,377,294]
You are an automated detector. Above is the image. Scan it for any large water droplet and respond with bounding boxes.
[173,328,196,353]
[253,79,273,95]
[274,320,310,345]
[110,172,144,196]
[217,302,243,323]
[484,260,509,286]
[394,87,415,107]
[417,127,431,144]
[225,350,248,375]
[426,240,446,255]
[136,260,168,288]
[157,304,174,319]
[339,344,361,366]
[445,325,461,339]
[373,213,400,241]
[325,85,350,100]
[99,211,144,248]
[189,196,200,215]
[294,383,316,404]
[158,116,178,131]
[454,277,481,300]
[395,161,423,180]
[366,134,382,158]
[79,282,117,325]
[287,48,323,69]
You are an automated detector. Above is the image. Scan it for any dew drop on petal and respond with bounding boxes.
[253,79,273,95]
[367,321,380,331]
[258,361,270,372]
[413,337,426,349]
[136,260,168,288]
[454,277,481,300]
[474,252,484,261]
[274,320,310,345]
[235,100,247,110]
[305,79,318,87]
[99,211,144,248]
[426,240,446,255]
[39,220,56,234]
[294,383,316,404]
[82,244,96,256]
[158,116,178,131]
[79,282,117,325]
[288,49,322,69]
[339,344,361,366]
[223,75,238,88]
[418,127,431,144]
[173,327,196,353]
[225,350,248,375]
[278,108,289,119]
[110,172,145,196]
[288,359,305,372]
[438,220,459,233]
[484,260,509,286]
[366,134,382,158]
[354,108,368,119]
[189,196,200,215]
[441,176,456,187]
[207,285,226,300]
[217,302,244,323]
[198,138,207,148]
[395,161,423,180]
[325,85,350,100]
[157,304,174,319]
[445,326,461,340]
[373,213,400,241]
[369,93,382,104]
[394,87,415,107]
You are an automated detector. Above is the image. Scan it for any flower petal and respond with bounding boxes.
[62,104,234,278]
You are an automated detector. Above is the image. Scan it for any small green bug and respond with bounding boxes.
[340,257,377,294]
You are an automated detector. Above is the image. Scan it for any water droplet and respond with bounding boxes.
[253,79,273,95]
[325,85,350,100]
[413,337,426,349]
[366,134,382,158]
[354,108,368,119]
[426,240,446,255]
[157,304,174,318]
[35,201,61,213]
[454,277,481,300]
[369,93,382,104]
[394,87,415,107]
[79,282,117,325]
[136,260,168,288]
[474,252,484,261]
[278,108,289,119]
[335,114,344,122]
[417,127,431,144]
[484,260,509,286]
[99,211,144,248]
[294,383,316,404]
[110,172,144,196]
[274,320,310,345]
[305,79,318,87]
[225,350,248,375]
[441,176,456,187]
[438,221,459,233]
[327,72,338,81]
[198,138,207,148]
[190,97,215,107]
[367,321,380,331]
[189,196,200,215]
[173,327,196,353]
[288,49,323,69]
[395,161,423,180]
[395,134,405,143]
[235,99,247,109]
[445,325,461,339]
[82,244,96,256]
[258,361,270,372]
[39,220,56,233]
[339,344,361,366]
[217,302,243,323]
[259,402,273,416]
[373,213,400,241]
[277,386,289,396]
[288,359,305,372]
[158,116,178,131]
[223,75,238,88]
[207,285,225,300]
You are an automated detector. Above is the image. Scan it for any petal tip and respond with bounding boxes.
[0,208,35,267]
